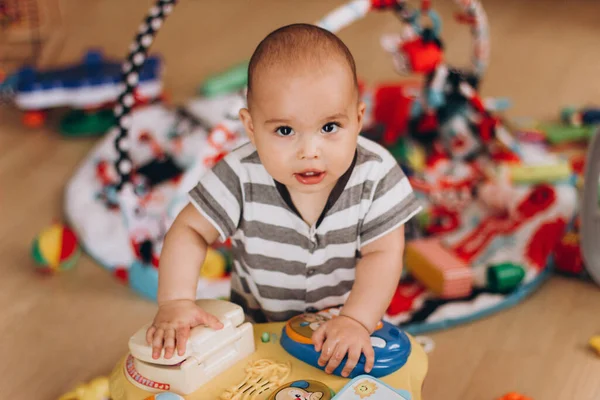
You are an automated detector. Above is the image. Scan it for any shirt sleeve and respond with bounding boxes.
[188,156,243,242]
[359,158,422,248]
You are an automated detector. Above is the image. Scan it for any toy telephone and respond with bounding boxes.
[280,308,412,379]
[125,299,255,395]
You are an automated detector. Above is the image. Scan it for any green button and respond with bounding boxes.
[261,332,270,343]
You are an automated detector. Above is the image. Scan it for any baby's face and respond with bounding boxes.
[240,60,365,196]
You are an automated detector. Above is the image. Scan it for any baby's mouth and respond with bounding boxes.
[294,170,326,185]
[299,171,321,177]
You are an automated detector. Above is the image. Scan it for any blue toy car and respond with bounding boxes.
[280,308,412,379]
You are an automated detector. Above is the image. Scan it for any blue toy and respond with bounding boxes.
[9,49,163,129]
[280,308,412,379]
[15,49,162,109]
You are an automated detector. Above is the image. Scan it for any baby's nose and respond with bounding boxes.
[298,135,320,159]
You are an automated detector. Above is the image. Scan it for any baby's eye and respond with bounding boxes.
[276,126,294,136]
[321,122,340,134]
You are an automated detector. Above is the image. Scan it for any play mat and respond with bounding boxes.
[63,0,587,335]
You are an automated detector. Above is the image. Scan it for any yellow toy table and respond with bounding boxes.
[109,322,428,400]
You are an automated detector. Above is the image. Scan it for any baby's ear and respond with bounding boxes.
[239,108,255,144]
[356,101,367,132]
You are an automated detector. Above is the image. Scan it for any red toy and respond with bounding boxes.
[497,393,533,400]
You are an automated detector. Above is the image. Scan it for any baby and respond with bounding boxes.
[146,23,421,378]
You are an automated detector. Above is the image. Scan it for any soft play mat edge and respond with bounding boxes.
[401,262,554,335]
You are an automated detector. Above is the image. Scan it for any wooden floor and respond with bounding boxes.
[2,1,600,399]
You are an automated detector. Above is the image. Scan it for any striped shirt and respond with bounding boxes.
[189,135,421,322]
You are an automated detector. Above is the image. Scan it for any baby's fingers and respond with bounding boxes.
[311,324,327,352]
[325,342,349,374]
[363,343,375,373]
[341,345,362,377]
[200,311,224,330]
[146,325,156,345]
[317,338,336,368]
[163,329,176,359]
[176,326,190,356]
[151,328,165,359]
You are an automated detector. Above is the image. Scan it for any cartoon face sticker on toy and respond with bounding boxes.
[353,379,379,398]
[301,313,329,331]
[275,381,324,400]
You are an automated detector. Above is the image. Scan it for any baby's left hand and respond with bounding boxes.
[311,315,375,377]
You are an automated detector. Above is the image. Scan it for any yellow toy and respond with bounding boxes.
[588,335,600,355]
[109,300,428,400]
[58,376,110,400]
[506,161,572,184]
[200,248,227,279]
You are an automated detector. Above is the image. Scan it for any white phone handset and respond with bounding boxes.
[128,299,245,364]
[125,299,255,395]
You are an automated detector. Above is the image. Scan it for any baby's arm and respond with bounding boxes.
[157,203,220,304]
[147,153,244,359]
[312,226,405,376]
[312,151,420,376]
[339,225,405,332]
[145,203,224,359]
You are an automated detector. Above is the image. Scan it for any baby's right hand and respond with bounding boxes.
[145,299,223,360]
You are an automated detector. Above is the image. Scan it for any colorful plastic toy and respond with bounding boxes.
[31,222,80,273]
[125,299,255,395]
[483,263,526,294]
[10,49,163,130]
[280,308,412,379]
[110,299,427,399]
[404,238,472,299]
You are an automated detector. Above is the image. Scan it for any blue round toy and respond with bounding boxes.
[280,308,412,379]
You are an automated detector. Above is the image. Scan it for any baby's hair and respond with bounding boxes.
[246,23,358,104]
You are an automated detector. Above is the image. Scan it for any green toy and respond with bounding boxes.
[59,109,116,137]
[539,123,595,144]
[487,263,525,294]
[198,61,249,97]
[261,332,270,343]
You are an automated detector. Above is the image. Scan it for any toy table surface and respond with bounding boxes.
[108,322,428,400]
